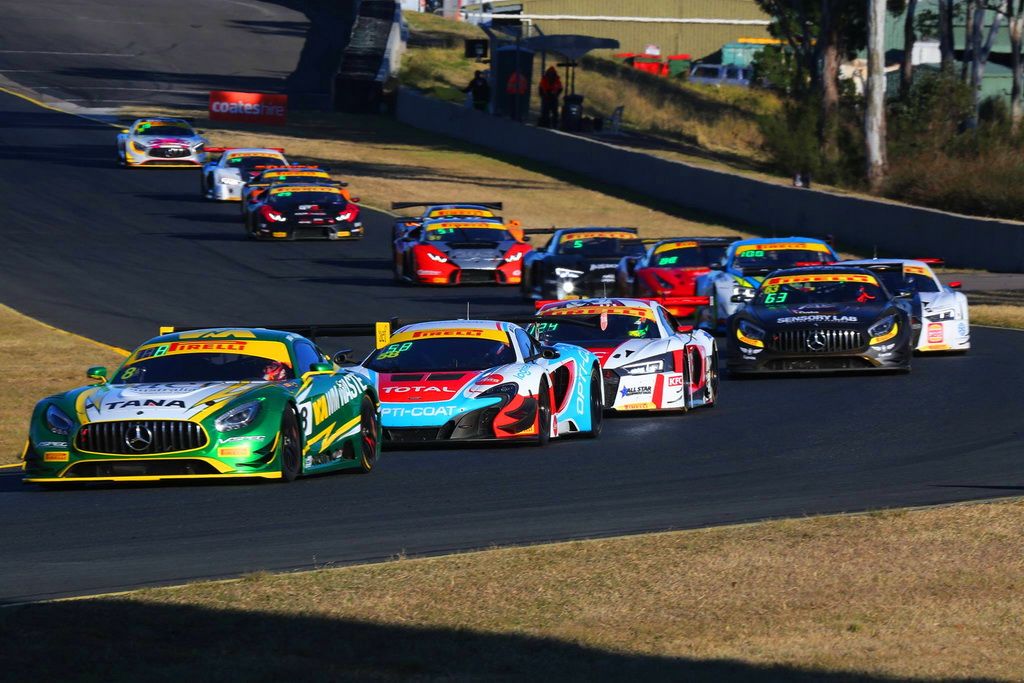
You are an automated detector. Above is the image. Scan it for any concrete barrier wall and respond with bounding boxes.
[396,87,1024,272]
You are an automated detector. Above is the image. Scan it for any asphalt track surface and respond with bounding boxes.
[1,89,1024,604]
[0,0,356,108]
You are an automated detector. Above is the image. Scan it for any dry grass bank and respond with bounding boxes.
[0,304,126,464]
[3,500,1023,680]
[972,304,1024,329]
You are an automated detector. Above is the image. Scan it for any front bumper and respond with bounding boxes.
[255,220,364,241]
[125,148,204,168]
[602,371,689,411]
[916,318,970,352]
[728,335,911,373]
[208,183,244,201]
[414,261,522,286]
[22,431,281,484]
[380,396,537,443]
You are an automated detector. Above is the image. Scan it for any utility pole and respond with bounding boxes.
[866,0,888,191]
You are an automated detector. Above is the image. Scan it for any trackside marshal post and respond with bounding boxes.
[209,91,288,125]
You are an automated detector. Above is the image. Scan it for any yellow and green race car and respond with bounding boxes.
[21,327,380,485]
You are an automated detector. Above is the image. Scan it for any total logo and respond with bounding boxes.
[383,386,455,394]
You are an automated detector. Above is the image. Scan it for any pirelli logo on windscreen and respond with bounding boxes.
[903,265,931,276]
[269,186,342,195]
[390,327,510,344]
[429,209,494,218]
[654,241,698,253]
[763,273,879,286]
[742,242,832,252]
[543,306,655,320]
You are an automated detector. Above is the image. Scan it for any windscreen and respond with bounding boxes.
[649,242,727,268]
[756,275,886,305]
[136,123,193,136]
[557,232,644,257]
[227,155,286,174]
[733,243,834,270]
[114,341,294,383]
[365,337,516,373]
[871,268,940,293]
[424,223,513,243]
[530,314,659,344]
[268,189,345,208]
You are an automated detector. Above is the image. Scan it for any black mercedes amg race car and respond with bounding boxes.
[727,266,913,374]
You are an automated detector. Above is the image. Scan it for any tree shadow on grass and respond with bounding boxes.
[0,598,912,682]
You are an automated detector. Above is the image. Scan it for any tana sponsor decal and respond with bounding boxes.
[764,273,878,286]
[128,340,292,364]
[390,327,509,344]
[776,315,860,324]
[209,90,287,125]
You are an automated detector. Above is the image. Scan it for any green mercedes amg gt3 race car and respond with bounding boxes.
[21,327,381,485]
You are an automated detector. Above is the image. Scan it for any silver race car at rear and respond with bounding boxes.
[117,117,207,168]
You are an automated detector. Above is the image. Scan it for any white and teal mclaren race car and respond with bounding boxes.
[348,320,603,445]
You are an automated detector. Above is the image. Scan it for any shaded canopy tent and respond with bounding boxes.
[520,34,620,95]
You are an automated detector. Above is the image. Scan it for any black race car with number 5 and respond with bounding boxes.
[728,266,913,374]
[520,227,646,301]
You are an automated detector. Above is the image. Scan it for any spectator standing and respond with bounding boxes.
[538,66,563,128]
[462,70,491,112]
[506,70,528,121]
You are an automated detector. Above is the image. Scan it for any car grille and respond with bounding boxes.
[75,420,208,455]
[148,147,191,158]
[383,427,441,442]
[579,268,618,294]
[769,328,866,354]
[457,269,497,284]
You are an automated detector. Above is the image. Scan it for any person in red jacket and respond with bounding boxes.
[538,66,563,128]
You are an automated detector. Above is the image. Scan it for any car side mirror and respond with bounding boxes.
[948,281,962,289]
[87,366,108,384]
[332,349,355,365]
[541,346,560,360]
[120,128,130,134]
[350,196,360,203]
[730,294,751,303]
[897,289,914,298]
[309,362,333,373]
[522,235,531,242]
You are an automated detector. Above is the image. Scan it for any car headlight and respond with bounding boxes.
[731,282,756,301]
[925,308,955,322]
[193,142,205,153]
[868,315,899,345]
[736,320,765,347]
[622,359,665,375]
[215,401,261,432]
[479,382,519,401]
[555,267,583,279]
[220,177,244,186]
[426,251,448,263]
[561,281,576,294]
[45,404,74,435]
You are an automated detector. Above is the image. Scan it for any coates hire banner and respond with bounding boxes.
[209,91,287,126]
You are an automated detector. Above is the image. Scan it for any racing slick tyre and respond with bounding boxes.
[279,407,302,482]
[533,381,552,447]
[355,395,379,473]
[582,366,603,438]
[706,348,720,406]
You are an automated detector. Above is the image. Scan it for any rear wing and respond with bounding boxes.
[641,235,742,245]
[915,258,945,266]
[390,201,503,211]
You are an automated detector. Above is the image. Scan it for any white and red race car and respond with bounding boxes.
[530,298,719,412]
[843,258,970,352]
